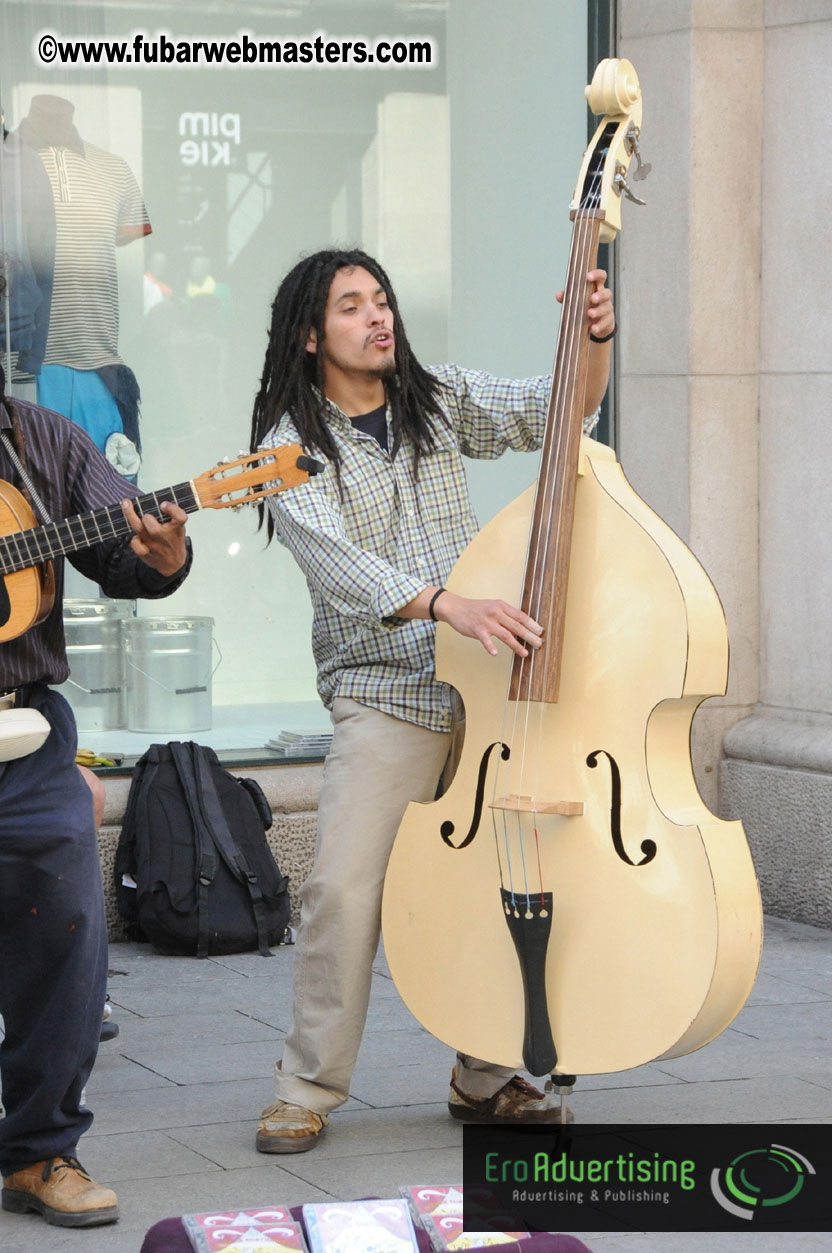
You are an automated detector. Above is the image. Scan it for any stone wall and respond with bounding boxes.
[618,1,832,927]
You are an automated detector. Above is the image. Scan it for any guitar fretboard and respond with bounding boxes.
[0,481,199,576]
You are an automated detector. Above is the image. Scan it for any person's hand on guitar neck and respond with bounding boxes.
[121,498,189,577]
[399,585,543,658]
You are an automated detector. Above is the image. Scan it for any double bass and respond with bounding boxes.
[381,60,762,1088]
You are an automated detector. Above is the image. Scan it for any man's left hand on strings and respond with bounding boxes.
[556,267,616,340]
[122,498,189,576]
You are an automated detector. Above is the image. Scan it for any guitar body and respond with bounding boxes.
[382,439,762,1074]
[0,481,54,643]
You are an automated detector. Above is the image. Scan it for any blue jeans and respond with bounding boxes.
[0,686,107,1175]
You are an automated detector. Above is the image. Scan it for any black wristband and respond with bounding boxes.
[589,325,616,344]
[428,588,447,621]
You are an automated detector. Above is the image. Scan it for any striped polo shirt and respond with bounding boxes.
[38,143,151,370]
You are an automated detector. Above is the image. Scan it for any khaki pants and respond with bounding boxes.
[273,697,514,1113]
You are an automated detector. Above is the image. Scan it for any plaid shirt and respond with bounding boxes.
[264,364,559,732]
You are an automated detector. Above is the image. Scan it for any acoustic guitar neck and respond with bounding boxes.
[0,481,199,578]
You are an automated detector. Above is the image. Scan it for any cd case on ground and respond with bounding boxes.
[399,1186,529,1251]
[182,1207,306,1252]
[302,1199,420,1252]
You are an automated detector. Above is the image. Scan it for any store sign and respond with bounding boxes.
[179,112,241,166]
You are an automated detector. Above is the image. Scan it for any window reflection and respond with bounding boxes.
[0,0,587,762]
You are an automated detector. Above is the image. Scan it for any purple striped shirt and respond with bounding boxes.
[0,397,191,688]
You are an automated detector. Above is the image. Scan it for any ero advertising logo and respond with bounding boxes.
[711,1142,817,1220]
[463,1124,831,1233]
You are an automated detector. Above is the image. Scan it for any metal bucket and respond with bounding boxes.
[58,599,135,731]
[124,617,216,733]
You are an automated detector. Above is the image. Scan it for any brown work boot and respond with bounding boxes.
[448,1067,573,1124]
[256,1099,328,1153]
[2,1156,119,1227]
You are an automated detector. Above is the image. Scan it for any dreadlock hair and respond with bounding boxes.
[250,247,446,542]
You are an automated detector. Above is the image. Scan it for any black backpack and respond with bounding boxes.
[114,741,290,957]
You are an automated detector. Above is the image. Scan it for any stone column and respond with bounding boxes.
[722,8,832,927]
[617,2,763,815]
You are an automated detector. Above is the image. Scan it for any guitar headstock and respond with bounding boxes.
[571,58,650,243]
[192,443,323,510]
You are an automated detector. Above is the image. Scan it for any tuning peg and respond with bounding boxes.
[625,124,651,182]
[614,163,647,206]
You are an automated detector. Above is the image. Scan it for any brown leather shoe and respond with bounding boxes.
[448,1067,573,1124]
[2,1156,119,1228]
[256,1100,328,1153]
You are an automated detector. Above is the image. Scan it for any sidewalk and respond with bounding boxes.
[1,914,829,1252]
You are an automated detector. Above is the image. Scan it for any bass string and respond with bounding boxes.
[510,222,588,903]
[492,157,605,908]
[519,211,600,906]
[527,204,602,817]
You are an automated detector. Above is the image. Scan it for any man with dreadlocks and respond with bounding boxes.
[251,248,615,1153]
[0,260,192,1229]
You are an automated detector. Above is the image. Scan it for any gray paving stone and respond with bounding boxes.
[744,970,832,1006]
[109,978,297,1023]
[0,1166,334,1253]
[584,1234,831,1252]
[1,922,830,1250]
[726,999,832,1045]
[85,1051,180,1096]
[568,1066,686,1093]
[80,1128,223,1182]
[761,916,832,947]
[655,1025,830,1084]
[98,1008,285,1048]
[108,952,249,983]
[86,1076,289,1136]
[282,1143,467,1200]
[350,1061,456,1108]
[170,1104,461,1171]
[354,1024,454,1068]
[756,955,832,997]
[208,948,300,978]
[801,1072,832,1092]
[360,993,425,1032]
[101,1162,334,1219]
[570,1074,832,1123]
[119,1038,287,1085]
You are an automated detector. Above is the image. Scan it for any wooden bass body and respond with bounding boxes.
[382,438,762,1075]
